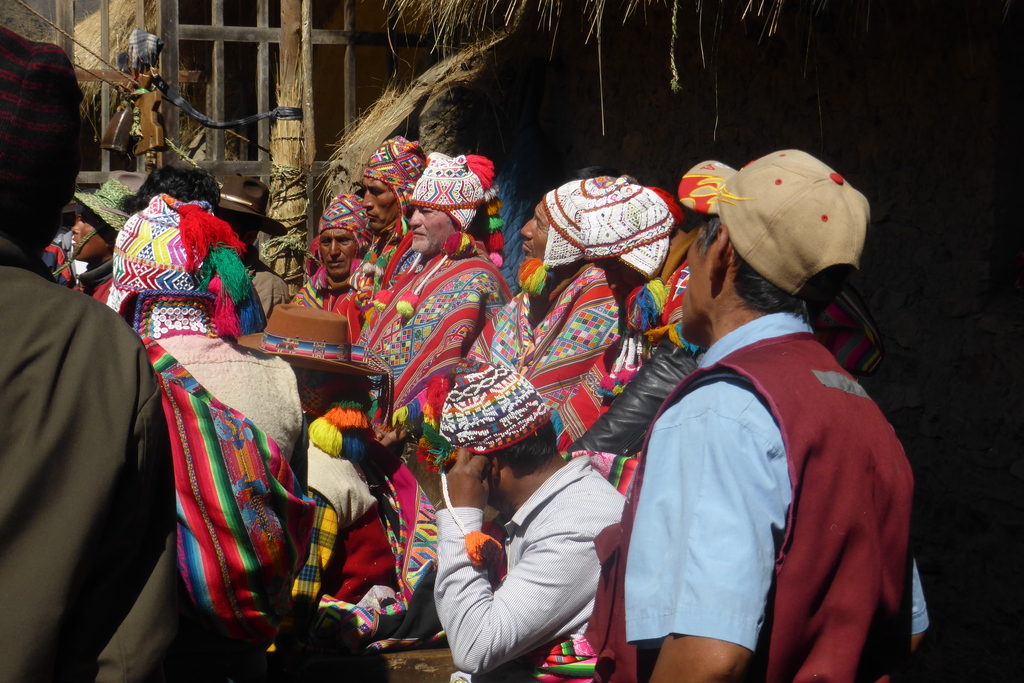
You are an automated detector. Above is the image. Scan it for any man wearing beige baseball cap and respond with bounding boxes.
[589,151,927,683]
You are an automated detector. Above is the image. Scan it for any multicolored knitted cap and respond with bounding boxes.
[108,193,264,339]
[411,152,495,231]
[439,361,551,455]
[540,176,626,267]
[578,177,675,278]
[319,193,371,252]
[677,160,737,215]
[364,136,427,213]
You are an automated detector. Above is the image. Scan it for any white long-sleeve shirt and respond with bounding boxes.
[436,457,624,682]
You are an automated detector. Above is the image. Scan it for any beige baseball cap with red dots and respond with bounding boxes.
[713,149,869,301]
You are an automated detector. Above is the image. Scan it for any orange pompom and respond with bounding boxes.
[465,530,502,568]
[323,406,371,431]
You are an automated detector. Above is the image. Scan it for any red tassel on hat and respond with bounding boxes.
[177,204,247,270]
[465,154,495,192]
[648,187,684,228]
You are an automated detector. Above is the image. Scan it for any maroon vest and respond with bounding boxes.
[589,332,915,683]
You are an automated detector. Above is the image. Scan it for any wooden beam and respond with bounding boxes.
[209,0,225,163]
[257,0,271,161]
[159,0,181,166]
[344,0,356,132]
[178,24,426,48]
[101,0,111,173]
[74,69,207,83]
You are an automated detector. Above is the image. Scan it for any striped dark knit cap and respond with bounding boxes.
[0,26,82,247]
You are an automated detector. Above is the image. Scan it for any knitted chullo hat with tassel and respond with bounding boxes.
[578,178,675,279]
[410,153,505,266]
[403,361,551,570]
[364,136,427,215]
[108,193,264,339]
[518,176,618,295]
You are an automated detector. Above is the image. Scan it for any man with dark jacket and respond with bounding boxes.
[0,26,177,682]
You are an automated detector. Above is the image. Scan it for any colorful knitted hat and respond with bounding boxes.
[108,193,264,339]
[677,160,737,215]
[578,178,675,278]
[74,177,135,231]
[0,26,82,248]
[364,136,427,213]
[440,361,552,454]
[411,153,495,231]
[319,193,372,253]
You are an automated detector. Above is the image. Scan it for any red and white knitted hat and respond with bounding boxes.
[411,152,495,230]
[578,177,675,278]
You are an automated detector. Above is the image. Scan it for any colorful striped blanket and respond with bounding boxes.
[146,340,315,642]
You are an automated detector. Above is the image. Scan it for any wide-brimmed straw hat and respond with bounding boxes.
[218,173,288,236]
[238,304,387,376]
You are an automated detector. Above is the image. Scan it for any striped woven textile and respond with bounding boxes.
[146,340,315,641]
[526,636,598,682]
[813,284,885,377]
[359,252,510,410]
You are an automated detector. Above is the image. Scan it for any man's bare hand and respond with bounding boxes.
[375,424,407,449]
[446,448,490,510]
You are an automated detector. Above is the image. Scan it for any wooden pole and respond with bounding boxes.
[266,0,308,292]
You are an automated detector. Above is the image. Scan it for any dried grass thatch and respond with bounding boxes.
[74,0,156,106]
[320,34,507,203]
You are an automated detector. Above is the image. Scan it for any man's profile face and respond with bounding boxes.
[681,226,714,349]
[409,207,458,258]
[319,228,359,282]
[360,176,401,234]
[71,208,115,266]
[520,201,549,260]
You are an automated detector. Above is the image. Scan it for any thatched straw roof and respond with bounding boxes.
[389,0,1015,47]
[320,34,507,203]
[74,0,155,107]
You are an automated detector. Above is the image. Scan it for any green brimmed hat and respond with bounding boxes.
[74,176,137,231]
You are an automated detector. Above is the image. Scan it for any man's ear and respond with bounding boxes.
[709,223,736,282]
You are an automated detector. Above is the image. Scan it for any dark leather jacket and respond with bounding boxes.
[569,338,701,456]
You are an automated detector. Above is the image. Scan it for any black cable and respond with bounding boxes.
[151,75,303,129]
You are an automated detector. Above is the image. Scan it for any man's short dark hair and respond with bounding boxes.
[122,165,220,214]
[495,421,559,473]
[696,217,810,322]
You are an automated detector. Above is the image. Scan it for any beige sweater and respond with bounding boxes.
[159,335,303,460]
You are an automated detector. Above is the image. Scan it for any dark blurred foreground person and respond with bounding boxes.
[0,26,177,682]
[589,150,927,683]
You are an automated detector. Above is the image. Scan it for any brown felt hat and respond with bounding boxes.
[238,304,387,376]
[218,173,288,236]
[715,150,869,301]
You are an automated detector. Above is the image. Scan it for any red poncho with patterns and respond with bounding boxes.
[358,249,510,411]
[471,264,622,450]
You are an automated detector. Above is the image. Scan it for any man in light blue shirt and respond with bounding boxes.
[620,151,927,683]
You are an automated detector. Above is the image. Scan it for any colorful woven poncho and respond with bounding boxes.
[472,264,621,450]
[359,251,510,411]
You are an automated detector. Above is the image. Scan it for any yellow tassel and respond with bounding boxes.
[396,300,414,318]
[309,416,343,457]
[393,406,410,426]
